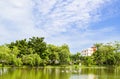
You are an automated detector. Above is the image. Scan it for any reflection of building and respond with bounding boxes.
[81,47,97,56]
[87,74,97,79]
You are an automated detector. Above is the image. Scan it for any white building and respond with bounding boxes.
[81,47,96,56]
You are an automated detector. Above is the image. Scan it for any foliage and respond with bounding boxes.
[28,37,47,58]
[71,52,81,64]
[22,54,41,66]
[93,41,120,66]
[59,44,71,65]
[0,37,120,67]
[82,56,94,66]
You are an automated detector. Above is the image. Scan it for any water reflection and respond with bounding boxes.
[0,67,120,79]
[0,68,8,75]
[70,74,97,79]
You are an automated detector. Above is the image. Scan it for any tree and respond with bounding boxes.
[93,42,117,65]
[22,55,34,66]
[46,44,59,65]
[13,58,23,66]
[59,44,71,65]
[22,54,41,66]
[114,52,120,66]
[0,46,11,66]
[71,52,81,65]
[34,54,42,66]
[10,46,20,57]
[83,56,93,66]
[8,39,29,57]
[28,37,47,59]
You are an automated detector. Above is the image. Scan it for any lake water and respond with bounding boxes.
[0,67,120,79]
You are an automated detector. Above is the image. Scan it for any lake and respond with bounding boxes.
[0,67,120,79]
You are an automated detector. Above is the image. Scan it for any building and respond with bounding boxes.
[81,47,97,56]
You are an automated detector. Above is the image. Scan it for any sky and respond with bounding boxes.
[0,0,120,53]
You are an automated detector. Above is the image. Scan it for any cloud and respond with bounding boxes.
[0,0,120,53]
[0,0,34,38]
[33,0,111,35]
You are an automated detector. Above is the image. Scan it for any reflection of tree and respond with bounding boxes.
[0,68,8,76]
[1,68,120,79]
[41,68,71,79]
[0,68,71,79]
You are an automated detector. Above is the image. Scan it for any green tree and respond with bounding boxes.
[47,44,59,65]
[10,46,19,56]
[13,58,23,66]
[8,39,29,57]
[28,37,47,59]
[114,52,120,66]
[93,42,117,65]
[83,56,93,66]
[59,44,71,65]
[22,54,41,66]
[0,46,11,66]
[71,52,81,65]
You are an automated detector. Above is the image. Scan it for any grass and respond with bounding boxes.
[0,64,118,69]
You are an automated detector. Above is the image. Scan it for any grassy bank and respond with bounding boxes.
[0,64,109,69]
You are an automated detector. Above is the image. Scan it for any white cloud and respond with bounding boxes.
[33,0,112,36]
[0,0,119,53]
[0,0,39,41]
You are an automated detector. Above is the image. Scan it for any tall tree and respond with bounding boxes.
[28,37,47,59]
[59,44,71,65]
[47,44,59,65]
[71,52,81,64]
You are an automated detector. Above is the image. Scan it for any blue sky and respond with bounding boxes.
[0,0,120,53]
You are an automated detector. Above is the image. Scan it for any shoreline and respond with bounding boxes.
[0,65,115,69]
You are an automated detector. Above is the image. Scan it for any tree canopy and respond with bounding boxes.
[0,37,120,67]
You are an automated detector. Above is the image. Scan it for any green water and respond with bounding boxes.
[0,67,120,79]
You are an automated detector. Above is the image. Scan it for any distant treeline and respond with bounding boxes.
[0,37,120,67]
